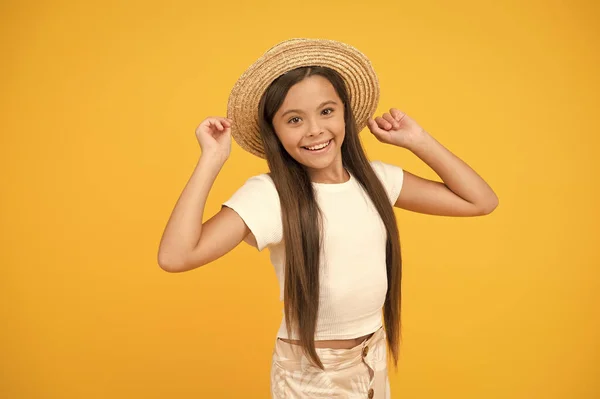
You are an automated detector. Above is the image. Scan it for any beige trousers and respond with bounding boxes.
[270,327,391,398]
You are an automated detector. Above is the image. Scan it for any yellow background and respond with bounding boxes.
[2,0,599,397]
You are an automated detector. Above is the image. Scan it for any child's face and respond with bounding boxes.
[272,75,345,172]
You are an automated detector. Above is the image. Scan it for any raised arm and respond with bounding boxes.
[368,109,498,217]
[157,117,251,272]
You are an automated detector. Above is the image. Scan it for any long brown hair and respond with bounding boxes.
[258,66,402,369]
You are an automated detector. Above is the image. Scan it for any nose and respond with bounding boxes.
[307,118,323,137]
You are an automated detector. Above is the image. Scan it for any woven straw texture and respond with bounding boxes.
[227,38,380,158]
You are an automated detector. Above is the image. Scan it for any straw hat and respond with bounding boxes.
[226,38,380,159]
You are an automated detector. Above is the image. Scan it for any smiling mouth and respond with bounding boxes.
[303,139,332,151]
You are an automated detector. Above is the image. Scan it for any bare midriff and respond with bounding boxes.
[278,332,374,349]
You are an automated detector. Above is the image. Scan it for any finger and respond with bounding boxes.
[211,120,224,131]
[375,116,392,130]
[368,119,387,140]
[390,108,405,122]
[382,113,399,129]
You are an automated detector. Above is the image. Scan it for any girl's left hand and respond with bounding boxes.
[367,108,427,150]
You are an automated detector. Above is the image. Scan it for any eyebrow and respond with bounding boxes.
[280,100,339,118]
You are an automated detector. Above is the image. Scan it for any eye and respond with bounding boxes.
[322,108,334,116]
[287,116,301,124]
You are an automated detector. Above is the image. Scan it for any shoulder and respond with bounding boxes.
[369,160,403,177]
[223,173,282,251]
[224,173,280,207]
[369,160,387,179]
[369,160,405,204]
[234,173,277,194]
[369,160,404,185]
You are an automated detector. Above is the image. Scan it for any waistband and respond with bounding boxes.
[273,326,386,371]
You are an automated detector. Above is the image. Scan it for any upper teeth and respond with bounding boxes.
[306,141,330,151]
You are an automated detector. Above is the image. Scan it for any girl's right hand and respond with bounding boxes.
[195,117,233,163]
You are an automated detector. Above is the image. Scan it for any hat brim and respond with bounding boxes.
[227,38,380,159]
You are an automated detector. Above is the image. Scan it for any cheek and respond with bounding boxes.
[275,128,301,152]
[332,118,346,137]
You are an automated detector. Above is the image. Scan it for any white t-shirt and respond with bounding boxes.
[223,160,404,340]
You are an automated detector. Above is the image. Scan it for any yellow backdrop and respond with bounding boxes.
[2,0,598,397]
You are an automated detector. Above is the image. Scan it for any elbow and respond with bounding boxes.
[157,255,182,273]
[157,249,186,273]
[157,249,205,273]
[478,195,499,215]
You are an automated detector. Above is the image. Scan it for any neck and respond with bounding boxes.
[306,160,349,184]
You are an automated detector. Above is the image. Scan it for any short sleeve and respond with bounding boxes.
[222,174,283,251]
[370,160,405,205]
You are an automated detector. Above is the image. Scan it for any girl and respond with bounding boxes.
[158,38,498,398]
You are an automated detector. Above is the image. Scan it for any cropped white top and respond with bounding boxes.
[223,161,404,340]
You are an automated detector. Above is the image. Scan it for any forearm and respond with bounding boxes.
[158,155,224,269]
[409,131,498,211]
